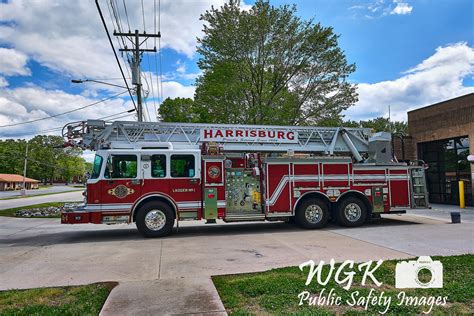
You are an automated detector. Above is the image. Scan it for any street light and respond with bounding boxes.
[71,79,130,90]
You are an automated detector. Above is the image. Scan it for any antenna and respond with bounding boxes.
[388,105,392,133]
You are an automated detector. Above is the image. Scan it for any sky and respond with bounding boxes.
[0,0,473,144]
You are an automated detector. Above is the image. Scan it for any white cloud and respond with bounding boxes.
[350,0,413,18]
[162,81,195,99]
[0,0,249,80]
[345,42,474,121]
[82,150,96,163]
[0,78,196,138]
[0,77,8,88]
[390,1,413,15]
[141,71,196,100]
[0,85,133,138]
[0,48,30,76]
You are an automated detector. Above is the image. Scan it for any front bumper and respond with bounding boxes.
[61,204,90,224]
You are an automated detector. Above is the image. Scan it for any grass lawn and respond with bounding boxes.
[0,282,116,315]
[213,254,474,315]
[0,202,67,217]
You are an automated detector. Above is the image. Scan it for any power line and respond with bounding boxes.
[1,108,136,137]
[98,108,136,120]
[146,54,158,120]
[121,0,131,31]
[104,113,136,121]
[142,4,158,121]
[96,0,137,112]
[141,72,152,121]
[105,0,134,91]
[154,0,157,43]
[0,90,128,128]
[157,0,164,102]
[114,31,160,122]
[141,0,146,31]
[0,153,69,173]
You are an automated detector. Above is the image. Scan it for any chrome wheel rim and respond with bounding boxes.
[144,209,166,231]
[344,203,362,222]
[305,205,323,223]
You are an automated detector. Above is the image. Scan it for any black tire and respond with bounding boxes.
[336,197,367,227]
[295,198,330,229]
[136,201,175,238]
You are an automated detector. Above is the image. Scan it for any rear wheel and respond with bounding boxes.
[295,198,329,229]
[336,197,367,227]
[136,201,174,237]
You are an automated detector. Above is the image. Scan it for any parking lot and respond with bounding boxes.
[1,207,473,314]
[1,210,473,289]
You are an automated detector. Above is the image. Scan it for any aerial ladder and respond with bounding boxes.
[63,120,388,163]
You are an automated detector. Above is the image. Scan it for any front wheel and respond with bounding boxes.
[336,197,367,227]
[295,198,330,229]
[136,201,174,238]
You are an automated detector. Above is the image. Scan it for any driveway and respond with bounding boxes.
[0,212,474,289]
[0,210,472,314]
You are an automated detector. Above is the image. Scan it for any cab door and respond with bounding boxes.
[167,151,202,213]
[100,153,142,209]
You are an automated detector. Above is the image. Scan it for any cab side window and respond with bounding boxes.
[151,155,166,178]
[104,155,137,179]
[171,155,195,178]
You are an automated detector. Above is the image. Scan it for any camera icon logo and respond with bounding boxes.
[395,256,443,289]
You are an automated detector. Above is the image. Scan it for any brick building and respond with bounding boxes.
[405,93,473,206]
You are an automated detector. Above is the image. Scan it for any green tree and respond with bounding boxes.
[0,139,25,174]
[0,136,87,184]
[158,97,197,122]
[359,117,408,135]
[59,155,87,183]
[193,0,357,125]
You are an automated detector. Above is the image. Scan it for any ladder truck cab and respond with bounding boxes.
[61,120,429,237]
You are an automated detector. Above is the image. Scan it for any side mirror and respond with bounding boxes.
[105,159,113,178]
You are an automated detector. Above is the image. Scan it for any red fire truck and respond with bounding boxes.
[61,120,429,237]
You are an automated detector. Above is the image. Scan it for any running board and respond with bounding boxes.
[224,213,266,222]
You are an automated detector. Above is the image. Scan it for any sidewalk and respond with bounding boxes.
[100,278,226,316]
[406,203,474,223]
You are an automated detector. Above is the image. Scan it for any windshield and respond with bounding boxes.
[91,154,103,179]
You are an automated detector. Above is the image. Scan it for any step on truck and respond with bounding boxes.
[61,120,429,237]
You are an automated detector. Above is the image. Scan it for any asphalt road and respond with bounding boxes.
[0,185,83,199]
[0,191,83,210]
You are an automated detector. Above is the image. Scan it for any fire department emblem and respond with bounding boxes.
[108,185,134,199]
[208,166,220,179]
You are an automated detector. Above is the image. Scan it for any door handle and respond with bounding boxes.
[190,178,200,184]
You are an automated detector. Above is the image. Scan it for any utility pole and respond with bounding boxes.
[114,30,160,122]
[21,141,29,196]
